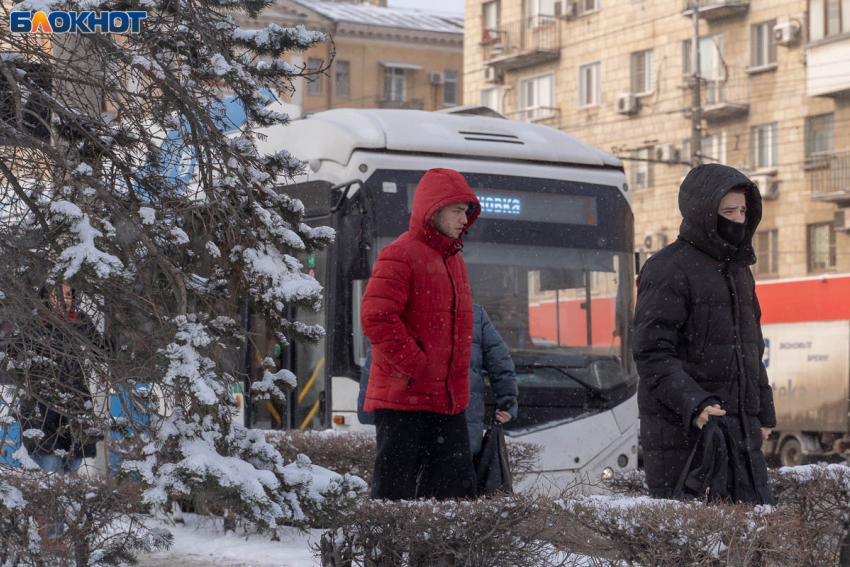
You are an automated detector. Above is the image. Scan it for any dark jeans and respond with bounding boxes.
[372,409,476,501]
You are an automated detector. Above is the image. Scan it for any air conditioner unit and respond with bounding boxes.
[616,93,638,115]
[483,66,503,84]
[655,144,681,164]
[774,22,800,46]
[835,208,850,231]
[429,71,444,85]
[554,0,577,18]
[750,174,780,200]
[643,231,668,252]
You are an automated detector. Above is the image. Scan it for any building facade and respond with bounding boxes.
[236,0,464,115]
[464,0,850,282]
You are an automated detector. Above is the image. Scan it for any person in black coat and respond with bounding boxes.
[633,163,776,505]
[14,284,99,473]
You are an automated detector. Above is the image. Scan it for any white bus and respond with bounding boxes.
[243,107,639,489]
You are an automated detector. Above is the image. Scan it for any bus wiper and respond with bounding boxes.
[516,363,609,400]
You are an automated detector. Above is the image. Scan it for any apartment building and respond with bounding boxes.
[235,0,464,115]
[464,0,850,281]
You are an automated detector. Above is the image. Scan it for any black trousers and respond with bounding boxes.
[372,409,477,501]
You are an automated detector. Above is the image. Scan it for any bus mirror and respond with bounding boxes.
[330,179,364,214]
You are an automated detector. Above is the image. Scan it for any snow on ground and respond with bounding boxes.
[135,514,319,567]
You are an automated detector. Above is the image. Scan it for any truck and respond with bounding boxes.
[756,272,850,467]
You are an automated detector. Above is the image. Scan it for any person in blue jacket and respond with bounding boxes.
[358,304,518,455]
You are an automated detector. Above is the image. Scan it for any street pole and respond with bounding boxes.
[690,0,702,166]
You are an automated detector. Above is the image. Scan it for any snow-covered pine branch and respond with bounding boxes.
[0,0,356,562]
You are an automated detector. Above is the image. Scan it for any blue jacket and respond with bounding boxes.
[358,304,518,454]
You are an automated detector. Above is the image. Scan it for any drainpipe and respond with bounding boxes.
[500,85,513,116]
[327,22,338,111]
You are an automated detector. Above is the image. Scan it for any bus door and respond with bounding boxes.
[289,224,329,431]
[327,180,374,389]
[268,180,338,430]
[280,177,371,429]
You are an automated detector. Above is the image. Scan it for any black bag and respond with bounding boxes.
[672,418,734,502]
[473,414,513,496]
[673,417,772,505]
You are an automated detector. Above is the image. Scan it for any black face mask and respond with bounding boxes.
[717,215,747,247]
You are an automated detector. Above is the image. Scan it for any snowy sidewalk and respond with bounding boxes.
[134,515,320,567]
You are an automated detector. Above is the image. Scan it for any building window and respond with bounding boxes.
[480,87,501,112]
[443,70,457,106]
[519,73,554,121]
[807,222,837,272]
[751,20,777,68]
[631,49,654,95]
[383,67,406,101]
[578,62,601,108]
[809,0,848,42]
[682,34,724,79]
[754,229,779,275]
[750,123,778,169]
[526,0,556,20]
[482,0,499,35]
[335,61,349,98]
[682,132,725,170]
[579,0,600,14]
[806,113,834,156]
[307,58,322,95]
[630,147,653,190]
[0,61,51,141]
[702,132,726,164]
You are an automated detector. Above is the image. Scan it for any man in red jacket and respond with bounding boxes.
[361,168,481,500]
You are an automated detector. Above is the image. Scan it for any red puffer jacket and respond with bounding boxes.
[361,169,481,415]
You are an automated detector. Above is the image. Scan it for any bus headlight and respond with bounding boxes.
[618,454,629,468]
[602,467,615,480]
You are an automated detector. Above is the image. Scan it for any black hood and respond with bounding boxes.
[678,164,762,265]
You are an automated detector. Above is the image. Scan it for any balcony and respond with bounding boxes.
[376,97,425,110]
[807,150,850,202]
[482,16,561,72]
[682,1,749,21]
[504,107,561,128]
[682,72,749,121]
[806,35,850,97]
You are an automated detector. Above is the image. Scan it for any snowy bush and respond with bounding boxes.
[317,495,571,567]
[320,465,850,567]
[267,431,378,490]
[266,429,542,488]
[556,493,807,566]
[0,472,170,567]
[769,464,850,566]
[599,464,850,565]
[0,0,348,561]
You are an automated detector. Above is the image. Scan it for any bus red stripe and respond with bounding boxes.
[756,275,850,324]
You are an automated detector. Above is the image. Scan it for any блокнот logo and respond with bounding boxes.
[10,11,147,33]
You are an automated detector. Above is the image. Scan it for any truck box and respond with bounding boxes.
[762,320,850,435]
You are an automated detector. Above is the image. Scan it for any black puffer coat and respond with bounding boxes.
[17,310,99,460]
[633,164,776,504]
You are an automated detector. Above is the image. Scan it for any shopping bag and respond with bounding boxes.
[473,420,512,496]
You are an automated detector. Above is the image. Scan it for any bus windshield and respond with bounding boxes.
[465,245,630,358]
[366,169,636,403]
[369,171,634,357]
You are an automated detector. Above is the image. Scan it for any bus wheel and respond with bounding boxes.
[779,438,809,468]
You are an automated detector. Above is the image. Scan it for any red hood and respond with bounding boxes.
[409,169,481,253]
